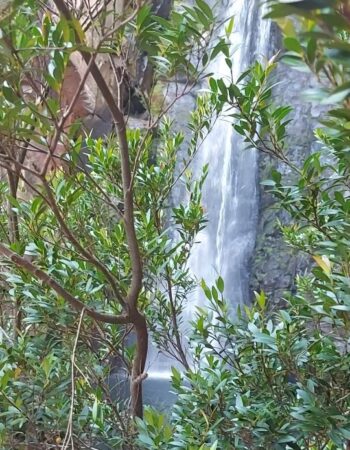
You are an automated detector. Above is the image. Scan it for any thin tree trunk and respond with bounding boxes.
[7,168,21,340]
[52,0,147,418]
[130,312,148,418]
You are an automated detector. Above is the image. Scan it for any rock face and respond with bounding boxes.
[8,0,172,197]
[249,24,328,306]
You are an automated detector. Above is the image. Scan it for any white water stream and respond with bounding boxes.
[189,0,271,310]
[144,0,271,395]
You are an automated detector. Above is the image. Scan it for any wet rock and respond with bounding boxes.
[250,25,328,306]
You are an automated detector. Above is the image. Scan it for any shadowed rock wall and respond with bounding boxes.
[250,24,328,306]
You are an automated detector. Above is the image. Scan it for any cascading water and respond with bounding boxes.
[143,0,272,404]
[189,0,271,310]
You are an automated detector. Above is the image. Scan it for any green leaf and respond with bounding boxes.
[306,38,317,63]
[284,36,303,53]
[277,435,297,444]
[253,332,277,350]
[2,85,17,103]
[313,255,332,275]
[138,433,154,446]
[216,276,224,293]
[92,397,98,422]
[195,0,213,20]
[254,290,266,309]
[201,279,212,300]
[321,83,350,104]
[211,39,228,61]
[209,77,217,92]
[279,310,291,324]
[225,17,234,37]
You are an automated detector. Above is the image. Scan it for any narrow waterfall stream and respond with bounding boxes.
[189,0,271,310]
[143,0,272,406]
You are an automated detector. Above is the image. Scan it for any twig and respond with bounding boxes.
[62,307,85,450]
[41,53,97,177]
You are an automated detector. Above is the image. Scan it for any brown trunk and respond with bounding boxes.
[51,0,147,418]
[130,312,148,418]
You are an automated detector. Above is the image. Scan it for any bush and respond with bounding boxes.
[138,1,350,449]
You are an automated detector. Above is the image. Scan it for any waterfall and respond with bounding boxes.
[143,0,272,405]
[189,0,271,309]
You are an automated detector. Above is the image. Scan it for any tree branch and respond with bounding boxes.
[52,0,142,312]
[0,243,129,324]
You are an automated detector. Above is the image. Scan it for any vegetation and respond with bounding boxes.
[0,0,221,447]
[0,0,349,449]
[138,1,350,449]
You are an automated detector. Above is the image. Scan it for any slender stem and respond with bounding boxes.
[6,166,22,340]
[166,268,189,370]
[62,307,85,450]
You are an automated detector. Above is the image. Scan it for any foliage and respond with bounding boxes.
[1,0,350,448]
[137,1,350,449]
[139,279,350,449]
[0,0,224,448]
[0,108,211,447]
